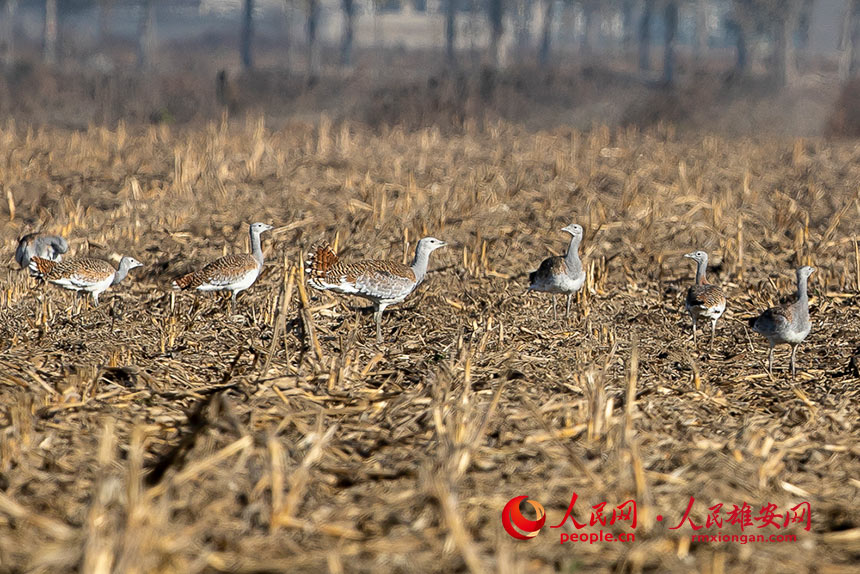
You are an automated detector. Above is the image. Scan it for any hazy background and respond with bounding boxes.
[0,0,858,135]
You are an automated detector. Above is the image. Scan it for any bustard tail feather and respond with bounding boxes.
[306,242,339,282]
[172,272,196,290]
[29,256,55,278]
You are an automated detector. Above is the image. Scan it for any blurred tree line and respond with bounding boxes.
[0,0,857,87]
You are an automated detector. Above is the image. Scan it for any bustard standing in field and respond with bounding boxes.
[683,250,727,348]
[528,223,586,321]
[306,237,447,342]
[16,232,69,269]
[173,222,273,304]
[29,255,143,306]
[749,266,815,377]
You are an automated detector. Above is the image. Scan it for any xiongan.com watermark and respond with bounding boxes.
[502,493,811,545]
[691,533,797,544]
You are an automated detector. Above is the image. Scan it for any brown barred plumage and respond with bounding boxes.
[305,237,446,342]
[29,255,142,306]
[30,256,115,282]
[683,250,727,348]
[170,222,272,304]
[173,254,258,289]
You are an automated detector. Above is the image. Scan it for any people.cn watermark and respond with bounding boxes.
[501,493,811,545]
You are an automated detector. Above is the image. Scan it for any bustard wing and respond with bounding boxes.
[686,284,725,310]
[323,260,417,301]
[174,254,257,289]
[44,258,115,287]
[750,305,792,333]
[529,255,565,287]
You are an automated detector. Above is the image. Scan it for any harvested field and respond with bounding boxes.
[0,118,858,573]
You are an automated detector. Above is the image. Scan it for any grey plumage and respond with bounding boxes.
[528,223,586,320]
[749,266,815,377]
[16,233,69,269]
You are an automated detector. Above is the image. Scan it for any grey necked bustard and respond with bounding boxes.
[683,250,727,348]
[173,222,273,303]
[528,223,586,320]
[16,233,69,269]
[749,266,815,377]
[306,237,447,342]
[29,255,143,305]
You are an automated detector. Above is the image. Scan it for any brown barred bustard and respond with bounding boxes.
[29,255,143,306]
[306,237,447,342]
[683,250,727,349]
[173,222,273,304]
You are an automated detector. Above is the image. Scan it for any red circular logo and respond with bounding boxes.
[502,495,546,540]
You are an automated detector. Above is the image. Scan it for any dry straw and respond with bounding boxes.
[0,118,857,572]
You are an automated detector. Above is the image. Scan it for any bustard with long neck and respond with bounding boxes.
[307,237,447,342]
[683,250,727,349]
[173,222,273,303]
[528,223,586,321]
[30,255,143,305]
[749,266,815,377]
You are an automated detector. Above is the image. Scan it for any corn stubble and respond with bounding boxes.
[0,118,858,573]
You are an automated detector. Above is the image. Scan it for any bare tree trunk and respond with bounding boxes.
[694,0,707,67]
[241,0,253,70]
[515,0,532,52]
[852,2,860,76]
[1,0,17,68]
[735,24,748,75]
[340,0,355,67]
[282,0,292,70]
[138,0,156,71]
[797,0,812,52]
[445,0,456,66]
[840,0,860,80]
[774,3,800,86]
[487,0,503,68]
[581,3,597,56]
[639,0,653,72]
[621,0,633,51]
[663,1,677,85]
[43,0,57,65]
[98,0,112,47]
[307,0,319,77]
[539,0,554,67]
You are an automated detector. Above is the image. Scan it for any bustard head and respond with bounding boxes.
[684,250,709,265]
[561,224,583,239]
[416,237,447,254]
[250,222,274,235]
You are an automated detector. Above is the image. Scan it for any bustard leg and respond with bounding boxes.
[790,344,798,378]
[767,344,774,376]
[552,296,557,321]
[566,294,572,320]
[374,304,388,343]
[691,318,697,345]
[709,319,717,351]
